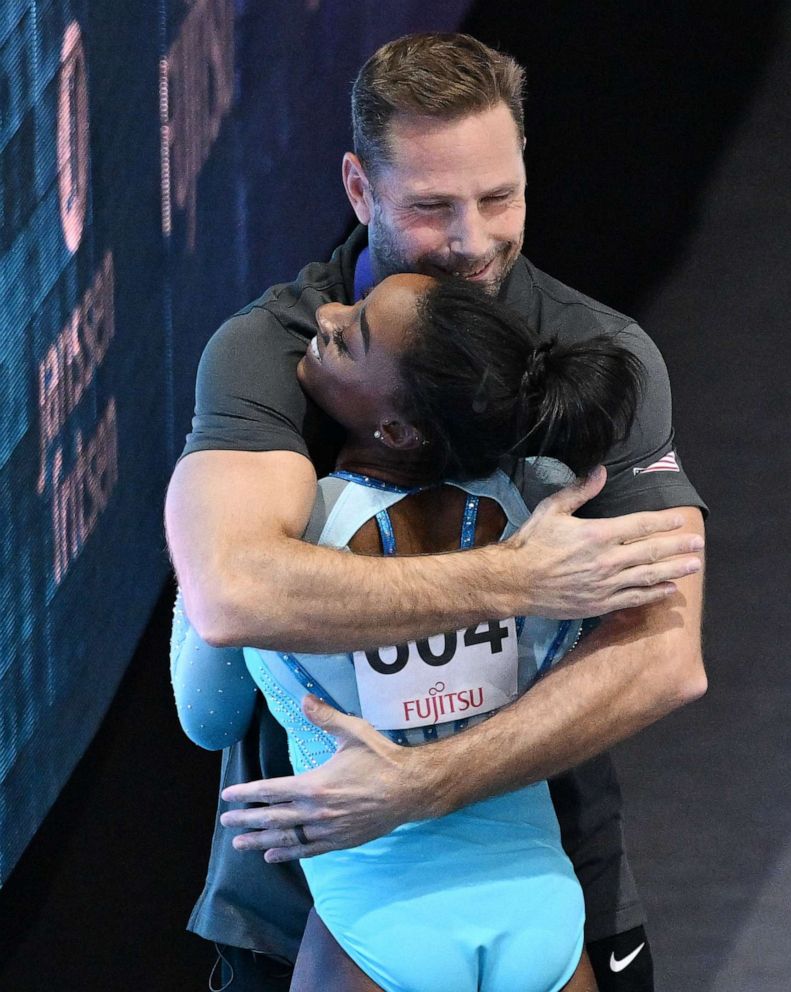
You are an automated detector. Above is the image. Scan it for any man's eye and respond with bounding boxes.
[413,202,447,212]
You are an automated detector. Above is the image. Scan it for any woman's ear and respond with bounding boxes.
[377,419,424,451]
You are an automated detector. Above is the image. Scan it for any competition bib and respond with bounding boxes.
[352,618,519,730]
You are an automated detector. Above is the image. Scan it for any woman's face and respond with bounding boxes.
[297,273,433,436]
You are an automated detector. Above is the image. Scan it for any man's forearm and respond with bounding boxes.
[412,511,705,820]
[170,450,512,651]
[413,585,706,819]
[214,535,516,652]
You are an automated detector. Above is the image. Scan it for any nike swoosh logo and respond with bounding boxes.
[610,943,646,973]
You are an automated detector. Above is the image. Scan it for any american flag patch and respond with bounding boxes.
[633,451,680,475]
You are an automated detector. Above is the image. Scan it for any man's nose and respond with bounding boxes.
[448,204,490,261]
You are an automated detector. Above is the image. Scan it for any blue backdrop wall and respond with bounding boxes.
[0,0,472,884]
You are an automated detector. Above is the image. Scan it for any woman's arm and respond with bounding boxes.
[170,588,258,750]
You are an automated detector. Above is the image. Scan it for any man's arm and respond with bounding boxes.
[219,509,705,860]
[165,450,702,652]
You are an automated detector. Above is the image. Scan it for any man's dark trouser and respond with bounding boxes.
[212,945,292,992]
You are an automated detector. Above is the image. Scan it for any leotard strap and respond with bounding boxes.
[375,509,397,556]
[330,469,425,495]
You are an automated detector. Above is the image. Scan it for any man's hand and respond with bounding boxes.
[508,466,703,618]
[220,696,429,862]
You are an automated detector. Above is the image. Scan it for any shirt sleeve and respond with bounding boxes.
[577,324,706,518]
[180,304,311,460]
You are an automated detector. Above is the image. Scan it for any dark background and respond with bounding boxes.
[1,2,790,989]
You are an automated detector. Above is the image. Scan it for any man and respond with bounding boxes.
[166,33,706,992]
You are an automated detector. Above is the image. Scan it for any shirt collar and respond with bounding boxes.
[353,246,375,302]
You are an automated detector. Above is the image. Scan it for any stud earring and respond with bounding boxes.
[373,430,382,440]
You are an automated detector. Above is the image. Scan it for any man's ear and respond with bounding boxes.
[377,419,423,451]
[342,153,374,225]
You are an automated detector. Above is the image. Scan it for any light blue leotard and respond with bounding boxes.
[172,468,587,992]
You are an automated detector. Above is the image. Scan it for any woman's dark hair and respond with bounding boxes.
[400,280,644,481]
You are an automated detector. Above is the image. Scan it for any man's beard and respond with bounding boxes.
[368,205,523,297]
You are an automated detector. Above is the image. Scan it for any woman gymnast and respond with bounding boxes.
[171,273,643,992]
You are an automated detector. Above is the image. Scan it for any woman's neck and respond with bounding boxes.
[335,437,438,488]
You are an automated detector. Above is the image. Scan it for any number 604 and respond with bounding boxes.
[364,620,510,675]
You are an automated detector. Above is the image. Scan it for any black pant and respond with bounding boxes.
[211,944,292,992]
[587,926,655,992]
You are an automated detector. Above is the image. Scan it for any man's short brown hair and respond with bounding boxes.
[352,33,525,176]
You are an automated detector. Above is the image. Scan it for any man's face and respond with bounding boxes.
[363,103,526,294]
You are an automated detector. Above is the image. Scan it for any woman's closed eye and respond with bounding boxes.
[333,328,351,356]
